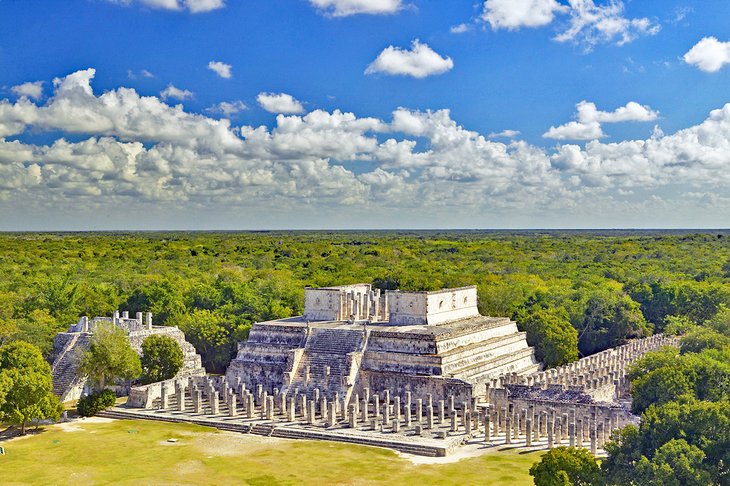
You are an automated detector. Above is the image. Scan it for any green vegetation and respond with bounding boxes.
[2,231,730,373]
[76,389,117,417]
[77,323,141,391]
[1,419,541,485]
[140,335,183,384]
[0,341,62,434]
[529,446,601,486]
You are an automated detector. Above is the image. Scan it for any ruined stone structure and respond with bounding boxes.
[112,284,681,457]
[225,284,540,405]
[51,311,205,402]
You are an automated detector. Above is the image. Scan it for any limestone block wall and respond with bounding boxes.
[387,287,479,326]
[358,370,473,404]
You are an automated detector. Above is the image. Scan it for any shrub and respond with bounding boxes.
[77,389,117,417]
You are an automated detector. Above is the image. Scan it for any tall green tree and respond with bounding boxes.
[516,308,578,367]
[140,334,183,384]
[0,341,62,434]
[529,447,601,486]
[78,323,141,390]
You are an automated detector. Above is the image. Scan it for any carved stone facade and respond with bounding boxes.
[51,312,205,402]
[225,284,540,405]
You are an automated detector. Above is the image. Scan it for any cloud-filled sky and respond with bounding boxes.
[1,0,730,230]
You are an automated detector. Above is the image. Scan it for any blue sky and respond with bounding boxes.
[1,0,730,229]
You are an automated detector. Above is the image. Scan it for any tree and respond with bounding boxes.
[175,309,249,373]
[516,308,578,367]
[140,334,183,384]
[78,323,141,390]
[634,439,711,486]
[680,328,730,354]
[529,447,601,486]
[0,341,62,434]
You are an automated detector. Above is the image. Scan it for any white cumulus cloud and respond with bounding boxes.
[257,93,305,114]
[109,0,225,13]
[482,0,659,50]
[207,61,232,79]
[544,100,659,140]
[482,0,566,30]
[160,84,194,101]
[206,100,247,116]
[11,81,44,100]
[683,37,730,73]
[365,40,454,79]
[308,0,402,17]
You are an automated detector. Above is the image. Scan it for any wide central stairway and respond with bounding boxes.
[289,328,366,400]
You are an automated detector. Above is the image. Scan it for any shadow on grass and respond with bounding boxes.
[0,425,48,442]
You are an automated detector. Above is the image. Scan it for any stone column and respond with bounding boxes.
[465,410,472,435]
[569,420,576,447]
[383,403,390,427]
[266,396,274,420]
[229,395,238,417]
[193,389,202,414]
[505,415,512,444]
[176,383,185,412]
[374,395,380,419]
[321,397,328,422]
[526,419,533,447]
[210,391,220,415]
[427,404,434,429]
[329,401,337,427]
[576,418,583,448]
[416,399,423,424]
[349,404,357,428]
[160,382,169,410]
[547,417,554,449]
[484,412,491,443]
[361,399,369,423]
[308,400,316,425]
[247,395,255,419]
[555,417,562,446]
[394,396,401,425]
[438,400,445,424]
[287,398,296,422]
[451,411,458,433]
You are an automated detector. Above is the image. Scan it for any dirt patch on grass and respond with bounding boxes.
[194,431,287,456]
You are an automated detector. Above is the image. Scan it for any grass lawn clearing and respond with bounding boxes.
[1,418,540,485]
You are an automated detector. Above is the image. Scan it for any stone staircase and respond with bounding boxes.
[51,333,91,401]
[289,329,366,398]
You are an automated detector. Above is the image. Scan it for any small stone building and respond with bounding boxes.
[51,311,205,402]
[225,284,540,404]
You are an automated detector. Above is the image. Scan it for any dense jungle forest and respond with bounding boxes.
[2,230,730,372]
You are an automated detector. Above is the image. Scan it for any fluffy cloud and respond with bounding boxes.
[11,81,44,100]
[4,69,730,227]
[488,129,521,139]
[365,40,453,78]
[257,93,305,114]
[308,0,402,17]
[482,0,566,30]
[206,100,247,116]
[109,0,225,13]
[207,61,232,79]
[160,84,194,101]
[482,0,659,49]
[544,100,659,140]
[683,37,730,73]
[555,0,660,50]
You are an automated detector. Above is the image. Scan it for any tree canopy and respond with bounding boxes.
[78,323,141,391]
[140,334,183,384]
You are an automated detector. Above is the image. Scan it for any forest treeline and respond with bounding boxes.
[2,230,730,372]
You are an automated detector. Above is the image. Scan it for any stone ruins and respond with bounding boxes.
[51,311,205,402]
[103,284,679,457]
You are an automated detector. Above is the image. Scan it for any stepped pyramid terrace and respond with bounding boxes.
[101,284,678,457]
[225,284,541,404]
[51,311,205,402]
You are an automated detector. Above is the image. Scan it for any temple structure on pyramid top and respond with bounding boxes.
[225,284,541,403]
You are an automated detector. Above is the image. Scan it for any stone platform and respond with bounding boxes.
[225,284,540,405]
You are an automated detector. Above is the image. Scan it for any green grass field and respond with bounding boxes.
[1,419,540,485]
